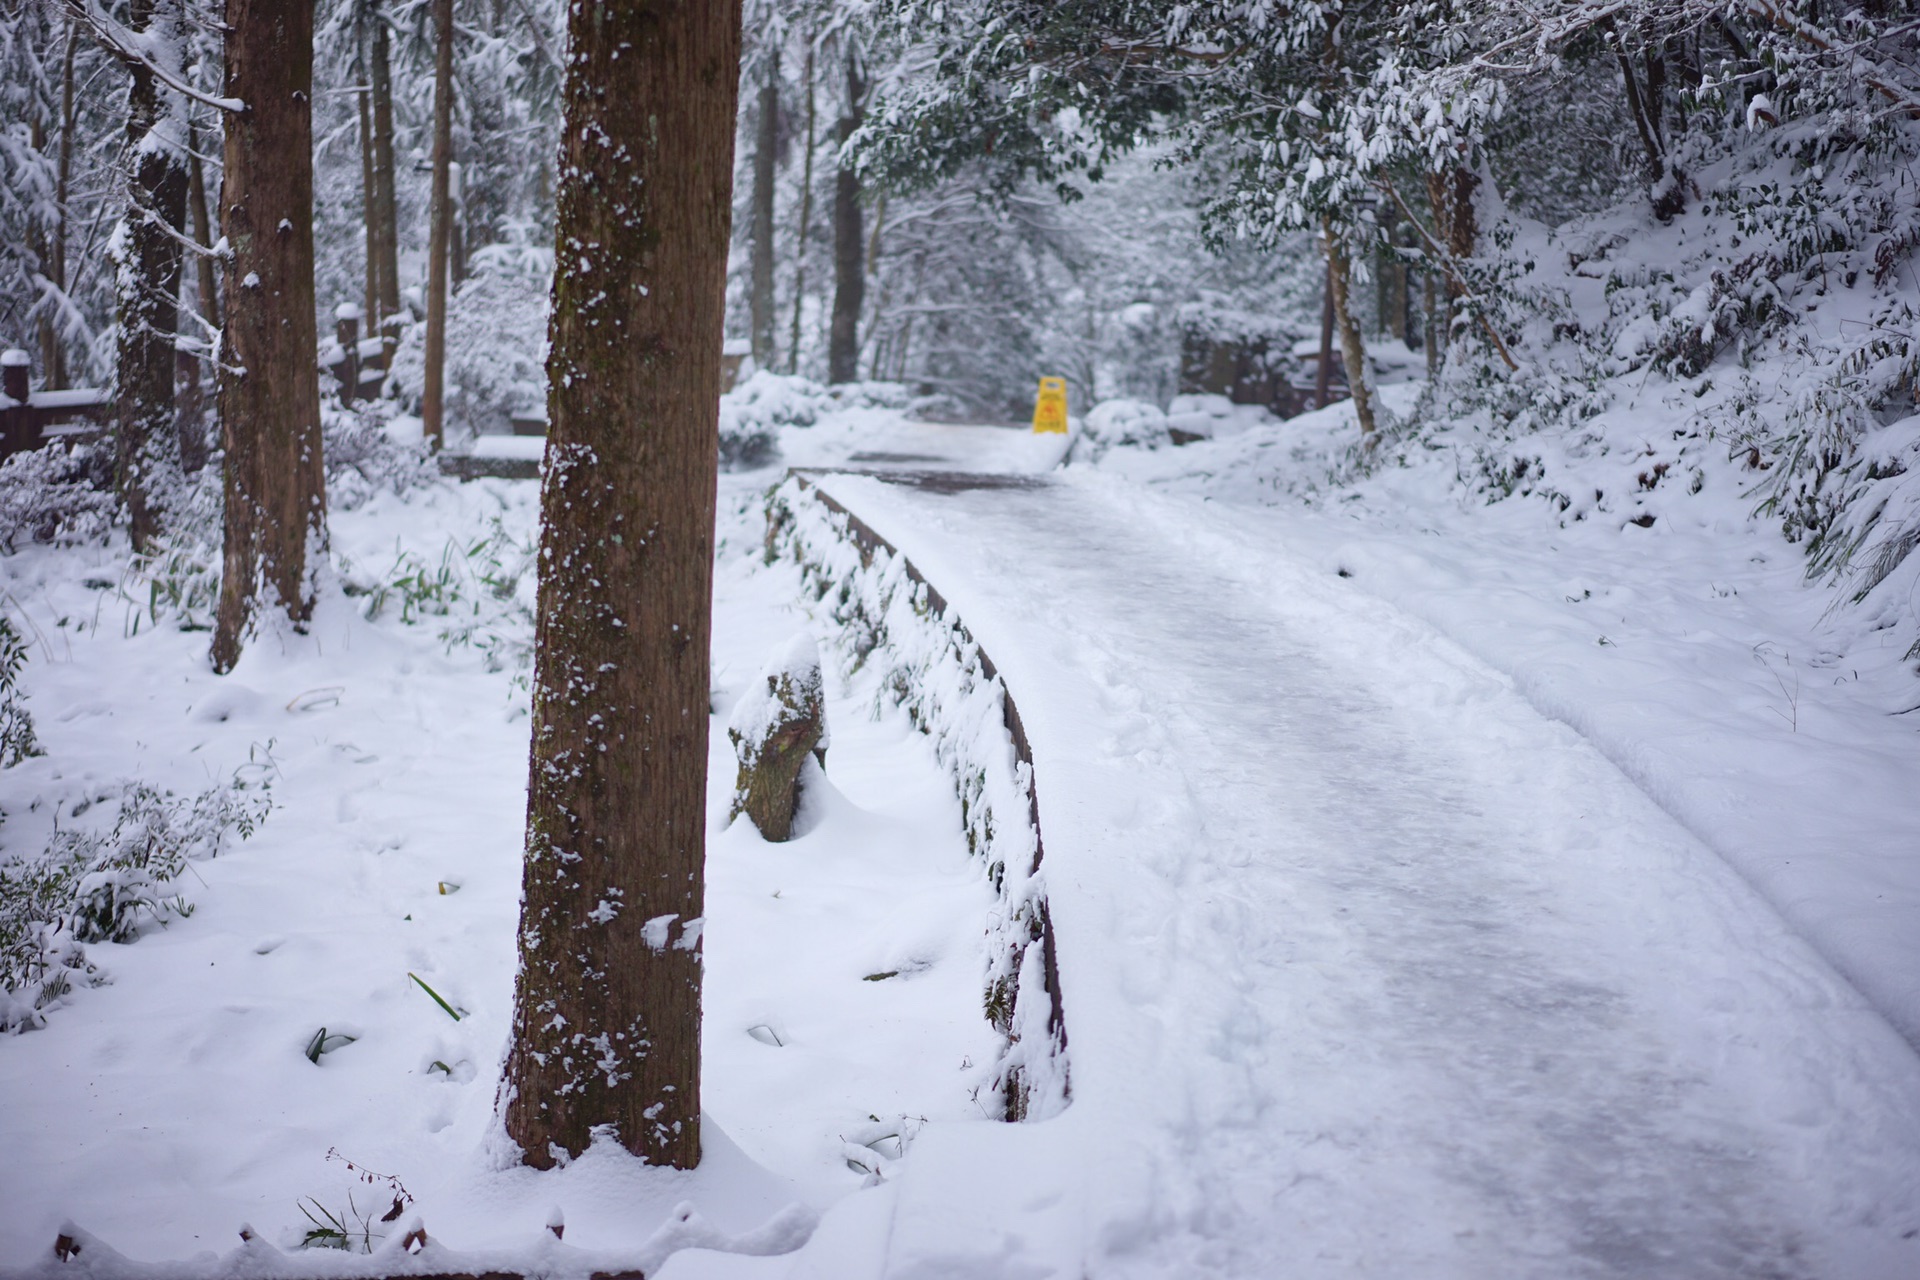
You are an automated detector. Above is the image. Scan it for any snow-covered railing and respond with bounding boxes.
[766,472,1069,1121]
[23,1206,812,1279]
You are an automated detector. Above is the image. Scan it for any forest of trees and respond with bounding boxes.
[3,0,1919,1168]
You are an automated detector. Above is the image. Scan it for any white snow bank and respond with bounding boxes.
[765,476,1068,1120]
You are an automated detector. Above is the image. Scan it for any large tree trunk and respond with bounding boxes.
[748,48,779,370]
[115,0,191,554]
[212,0,325,674]
[421,0,454,448]
[369,7,401,352]
[786,42,814,374]
[827,53,863,385]
[502,0,741,1171]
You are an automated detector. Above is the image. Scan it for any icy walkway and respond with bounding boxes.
[749,469,1920,1280]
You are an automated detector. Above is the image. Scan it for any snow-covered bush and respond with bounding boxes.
[1075,398,1170,461]
[716,371,913,471]
[0,775,271,1031]
[343,516,537,675]
[386,266,550,437]
[0,441,115,552]
[0,615,38,768]
[322,402,437,511]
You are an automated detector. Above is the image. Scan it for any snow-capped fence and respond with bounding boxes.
[765,472,1069,1122]
[31,1204,813,1278]
[0,349,110,462]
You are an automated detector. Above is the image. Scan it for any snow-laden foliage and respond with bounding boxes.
[0,441,116,552]
[0,614,38,768]
[1,774,271,1032]
[322,402,439,511]
[386,260,551,437]
[340,514,538,675]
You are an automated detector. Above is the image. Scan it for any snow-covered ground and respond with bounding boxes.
[2,394,1917,1277]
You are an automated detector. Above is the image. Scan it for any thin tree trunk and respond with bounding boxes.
[1425,164,1478,355]
[1324,221,1379,441]
[749,47,779,369]
[212,0,325,674]
[785,41,815,374]
[357,67,379,331]
[827,52,864,385]
[116,0,191,554]
[1314,256,1334,410]
[187,118,221,332]
[369,6,401,351]
[422,0,454,448]
[503,0,741,1171]
[42,20,78,390]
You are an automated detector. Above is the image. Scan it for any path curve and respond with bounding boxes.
[796,468,1920,1280]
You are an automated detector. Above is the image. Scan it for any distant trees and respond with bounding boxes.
[502,0,742,1168]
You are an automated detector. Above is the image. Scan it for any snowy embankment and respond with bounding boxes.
[0,463,1004,1270]
[772,463,1920,1278]
[765,473,1067,1121]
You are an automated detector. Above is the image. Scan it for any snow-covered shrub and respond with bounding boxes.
[1075,398,1170,461]
[716,371,905,471]
[344,516,537,675]
[322,401,437,511]
[0,775,271,1031]
[386,265,550,437]
[0,441,115,552]
[0,615,39,767]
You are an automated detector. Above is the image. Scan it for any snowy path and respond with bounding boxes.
[766,469,1920,1280]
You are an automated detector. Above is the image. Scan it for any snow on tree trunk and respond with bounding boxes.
[211,0,326,674]
[828,54,863,385]
[501,0,741,1172]
[114,0,190,554]
[728,634,826,843]
[749,48,779,371]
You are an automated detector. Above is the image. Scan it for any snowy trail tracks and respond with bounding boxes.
[792,468,1920,1280]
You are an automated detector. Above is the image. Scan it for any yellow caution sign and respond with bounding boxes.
[1032,376,1069,434]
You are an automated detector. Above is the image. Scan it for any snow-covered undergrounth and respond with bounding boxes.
[763,474,1068,1122]
[0,469,1000,1268]
[766,467,1920,1279]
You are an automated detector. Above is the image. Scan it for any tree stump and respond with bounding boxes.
[729,635,828,842]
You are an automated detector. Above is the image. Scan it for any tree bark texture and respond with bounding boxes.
[422,0,455,448]
[827,54,863,385]
[212,0,325,674]
[115,0,190,554]
[748,48,779,370]
[502,0,742,1171]
[369,7,401,347]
